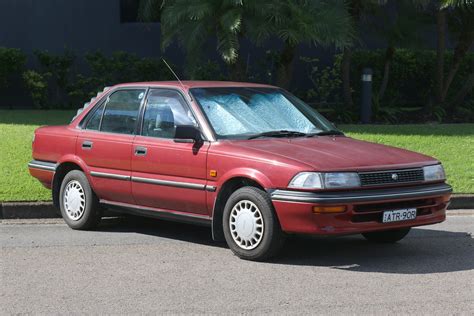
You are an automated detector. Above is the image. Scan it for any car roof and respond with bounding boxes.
[112,81,277,90]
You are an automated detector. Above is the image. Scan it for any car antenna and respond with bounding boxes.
[162,58,193,101]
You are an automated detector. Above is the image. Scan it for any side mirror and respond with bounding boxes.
[174,125,203,143]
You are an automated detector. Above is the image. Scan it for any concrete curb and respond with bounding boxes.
[1,201,58,219]
[447,195,474,210]
[1,194,473,219]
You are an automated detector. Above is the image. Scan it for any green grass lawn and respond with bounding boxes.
[0,110,472,202]
[0,110,76,202]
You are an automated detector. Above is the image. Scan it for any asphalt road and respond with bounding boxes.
[1,212,473,315]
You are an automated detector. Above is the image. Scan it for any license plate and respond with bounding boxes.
[382,208,417,223]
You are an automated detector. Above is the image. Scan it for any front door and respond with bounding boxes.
[77,88,146,204]
[131,88,209,215]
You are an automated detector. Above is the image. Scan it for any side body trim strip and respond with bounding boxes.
[89,171,216,191]
[28,160,57,172]
[131,176,205,190]
[90,171,130,181]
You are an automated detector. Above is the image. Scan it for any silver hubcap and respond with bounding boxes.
[229,200,264,250]
[63,180,86,221]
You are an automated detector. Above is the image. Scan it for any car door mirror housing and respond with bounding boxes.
[174,125,203,143]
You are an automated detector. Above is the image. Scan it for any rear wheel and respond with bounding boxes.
[59,170,101,230]
[362,228,411,243]
[223,187,285,261]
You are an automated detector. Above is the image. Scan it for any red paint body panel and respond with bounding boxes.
[32,125,77,162]
[76,130,135,204]
[28,81,451,237]
[28,168,54,189]
[131,136,209,214]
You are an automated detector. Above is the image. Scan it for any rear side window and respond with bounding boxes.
[101,89,145,135]
[85,102,105,131]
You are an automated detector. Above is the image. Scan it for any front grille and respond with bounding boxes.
[359,168,424,187]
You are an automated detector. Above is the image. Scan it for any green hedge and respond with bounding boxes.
[339,49,474,107]
[0,47,26,90]
[304,49,474,123]
[1,47,473,123]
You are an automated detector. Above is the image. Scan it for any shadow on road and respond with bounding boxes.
[98,215,225,248]
[274,229,473,274]
[98,215,473,274]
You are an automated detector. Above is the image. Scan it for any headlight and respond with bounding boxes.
[288,172,323,189]
[289,172,360,189]
[423,164,445,181]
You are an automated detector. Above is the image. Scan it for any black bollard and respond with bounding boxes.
[360,68,373,124]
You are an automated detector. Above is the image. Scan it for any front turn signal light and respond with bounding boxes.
[313,206,347,214]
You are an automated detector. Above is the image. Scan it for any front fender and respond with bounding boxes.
[216,167,273,190]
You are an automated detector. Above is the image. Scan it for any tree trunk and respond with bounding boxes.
[276,42,296,89]
[228,56,246,81]
[341,47,354,108]
[436,9,446,105]
[446,70,474,116]
[378,46,396,100]
[340,0,361,108]
[441,28,474,101]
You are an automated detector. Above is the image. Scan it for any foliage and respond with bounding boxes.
[440,0,474,9]
[34,49,75,91]
[154,0,245,64]
[453,99,474,122]
[187,59,226,80]
[32,49,76,108]
[68,51,175,106]
[334,49,474,118]
[300,57,342,104]
[248,0,353,49]
[22,70,49,109]
[0,47,26,89]
[247,0,353,87]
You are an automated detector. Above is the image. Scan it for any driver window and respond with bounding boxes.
[142,89,197,139]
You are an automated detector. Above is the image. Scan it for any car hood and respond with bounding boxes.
[231,136,438,172]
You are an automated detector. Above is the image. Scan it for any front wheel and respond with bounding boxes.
[59,170,101,230]
[362,227,411,243]
[223,187,285,261]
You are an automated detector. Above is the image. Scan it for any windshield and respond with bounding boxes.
[191,87,338,139]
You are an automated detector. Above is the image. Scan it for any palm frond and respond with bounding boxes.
[441,0,474,9]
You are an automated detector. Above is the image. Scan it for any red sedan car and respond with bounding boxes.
[29,81,452,260]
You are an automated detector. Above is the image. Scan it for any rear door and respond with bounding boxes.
[77,88,146,204]
[131,88,210,214]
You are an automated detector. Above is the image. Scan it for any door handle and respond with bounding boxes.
[134,146,147,156]
[82,141,93,150]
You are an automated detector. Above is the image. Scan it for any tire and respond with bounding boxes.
[222,187,285,261]
[362,227,411,243]
[59,170,101,230]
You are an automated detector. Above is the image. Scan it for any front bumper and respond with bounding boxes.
[270,183,452,235]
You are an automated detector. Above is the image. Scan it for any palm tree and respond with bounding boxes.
[140,0,245,74]
[247,0,353,89]
[373,0,431,100]
[340,0,388,108]
[434,0,474,114]
[141,0,353,87]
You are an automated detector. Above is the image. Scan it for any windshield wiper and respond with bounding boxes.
[248,130,308,140]
[307,130,345,137]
